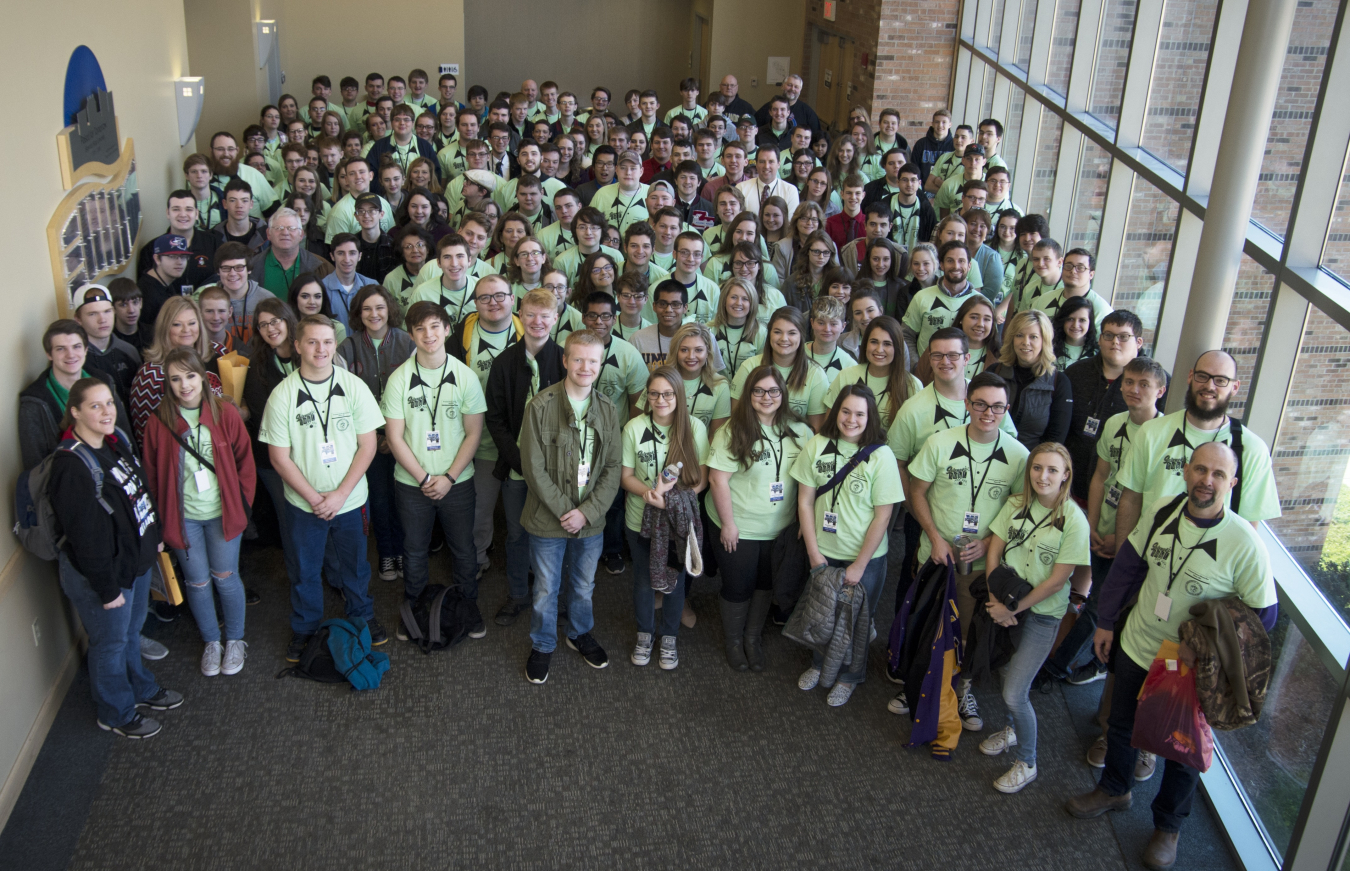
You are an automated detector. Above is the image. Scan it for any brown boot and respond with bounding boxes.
[1065,786,1133,819]
[1142,830,1179,870]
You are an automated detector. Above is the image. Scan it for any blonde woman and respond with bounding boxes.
[711,278,766,377]
[128,296,226,442]
[990,310,1071,450]
[658,322,731,434]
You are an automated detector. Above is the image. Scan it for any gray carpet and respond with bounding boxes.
[5,529,1244,870]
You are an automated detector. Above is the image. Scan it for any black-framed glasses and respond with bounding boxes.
[1099,330,1137,345]
[474,291,511,304]
[929,351,967,362]
[750,387,782,398]
[582,311,615,322]
[970,400,1009,414]
[655,300,686,310]
[646,390,676,401]
[1192,370,1233,388]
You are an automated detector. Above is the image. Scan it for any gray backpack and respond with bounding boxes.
[13,435,117,561]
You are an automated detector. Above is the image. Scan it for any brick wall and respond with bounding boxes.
[872,0,961,136]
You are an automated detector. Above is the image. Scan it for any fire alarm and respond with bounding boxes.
[823,0,837,21]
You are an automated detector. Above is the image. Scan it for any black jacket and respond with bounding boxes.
[722,95,757,123]
[485,339,564,480]
[886,195,938,245]
[365,136,440,195]
[356,233,399,282]
[1063,355,1170,501]
[138,271,196,329]
[135,229,219,286]
[755,99,822,138]
[19,367,131,471]
[912,127,955,182]
[83,338,142,408]
[992,362,1073,451]
[241,351,294,471]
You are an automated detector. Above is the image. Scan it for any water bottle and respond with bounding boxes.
[660,461,683,484]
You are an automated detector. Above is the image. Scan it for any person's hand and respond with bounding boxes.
[652,475,676,498]
[986,600,1017,627]
[377,436,391,455]
[843,561,866,586]
[720,521,739,553]
[960,536,988,563]
[559,508,587,534]
[421,475,452,500]
[929,536,954,567]
[313,491,346,520]
[1091,531,1116,558]
[1178,642,1196,668]
[1093,628,1115,664]
[807,550,827,572]
[103,592,126,610]
[642,487,666,510]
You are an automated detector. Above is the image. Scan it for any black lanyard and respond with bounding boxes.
[1162,502,1213,597]
[1004,503,1054,556]
[719,323,755,371]
[418,357,452,431]
[227,284,255,347]
[825,439,855,513]
[299,371,338,441]
[894,201,920,244]
[963,430,1001,511]
[612,191,641,228]
[645,418,668,483]
[475,323,516,366]
[759,427,784,482]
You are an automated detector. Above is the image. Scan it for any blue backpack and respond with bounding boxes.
[276,617,390,690]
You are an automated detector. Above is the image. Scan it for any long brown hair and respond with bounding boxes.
[248,297,298,368]
[154,347,222,435]
[956,295,1001,371]
[789,228,837,293]
[860,316,914,419]
[820,382,885,447]
[762,307,812,393]
[726,365,805,470]
[645,366,702,488]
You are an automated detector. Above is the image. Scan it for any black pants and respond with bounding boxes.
[710,524,775,603]
[1099,651,1201,833]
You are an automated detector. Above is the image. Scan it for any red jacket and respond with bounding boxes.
[826,210,866,251]
[142,399,257,551]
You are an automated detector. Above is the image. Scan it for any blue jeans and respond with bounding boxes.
[173,516,245,643]
[998,610,1061,765]
[366,450,405,559]
[602,488,625,557]
[627,528,685,638]
[1045,553,1112,677]
[58,555,159,728]
[394,478,477,601]
[528,533,602,652]
[284,502,374,634]
[811,554,887,684]
[259,469,299,586]
[500,476,532,602]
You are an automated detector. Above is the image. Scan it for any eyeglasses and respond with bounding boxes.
[219,264,248,274]
[542,283,568,294]
[750,387,783,398]
[732,259,757,269]
[970,400,1009,414]
[808,248,832,257]
[1192,370,1233,388]
[618,292,647,302]
[402,242,427,252]
[583,311,615,322]
[590,264,615,275]
[274,226,303,234]
[1063,263,1092,273]
[1099,330,1137,345]
[655,300,686,310]
[475,291,512,304]
[256,318,285,331]
[929,351,967,362]
[520,250,545,259]
[646,390,677,401]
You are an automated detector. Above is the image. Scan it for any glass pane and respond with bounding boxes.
[1221,253,1275,415]
[988,0,1009,53]
[1140,0,1218,174]
[1251,0,1336,237]
[1027,110,1064,214]
[1321,145,1350,285]
[1215,613,1337,859]
[1045,0,1081,96]
[1112,174,1177,349]
[1003,86,1027,171]
[1090,0,1136,129]
[981,68,997,120]
[1069,141,1111,254]
[1016,0,1040,68]
[1267,303,1350,616]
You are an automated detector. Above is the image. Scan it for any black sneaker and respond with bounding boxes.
[367,618,389,646]
[526,649,551,684]
[286,633,312,662]
[148,600,178,623]
[566,632,609,669]
[603,552,624,575]
[769,604,789,627]
[885,660,906,684]
[98,713,161,739]
[495,599,530,626]
[468,619,487,639]
[137,689,183,711]
[245,588,261,605]
[1067,661,1108,686]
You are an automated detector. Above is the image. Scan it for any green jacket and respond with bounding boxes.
[519,381,623,539]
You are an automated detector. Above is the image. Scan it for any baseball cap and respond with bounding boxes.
[736,115,757,128]
[649,179,675,197]
[153,234,190,256]
[462,169,497,192]
[74,283,113,312]
[963,144,987,158]
[617,150,642,167]
[354,193,383,211]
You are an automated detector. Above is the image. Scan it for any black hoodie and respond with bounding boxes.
[912,126,955,183]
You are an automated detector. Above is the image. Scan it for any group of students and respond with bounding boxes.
[35,68,1283,871]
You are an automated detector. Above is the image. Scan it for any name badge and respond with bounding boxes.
[822,511,838,534]
[1105,484,1122,509]
[1083,416,1101,437]
[1154,592,1173,621]
[319,441,338,465]
[962,511,980,535]
[425,430,442,452]
[193,469,212,493]
[769,481,784,503]
[577,462,590,489]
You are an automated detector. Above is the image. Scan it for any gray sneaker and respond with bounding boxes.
[137,689,184,711]
[658,636,679,670]
[140,635,169,661]
[98,713,161,739]
[221,640,247,675]
[200,641,222,677]
[631,632,653,666]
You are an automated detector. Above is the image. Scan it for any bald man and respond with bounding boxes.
[521,79,545,119]
[1068,439,1276,869]
[1112,349,1280,545]
[719,75,756,127]
[754,73,821,138]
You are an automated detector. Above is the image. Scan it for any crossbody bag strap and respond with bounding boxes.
[816,444,882,501]
[166,424,216,474]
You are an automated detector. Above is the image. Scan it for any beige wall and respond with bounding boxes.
[465,0,695,115]
[183,0,270,146]
[709,0,807,113]
[0,0,195,829]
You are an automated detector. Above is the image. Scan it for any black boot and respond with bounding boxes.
[744,590,773,672]
[719,598,750,671]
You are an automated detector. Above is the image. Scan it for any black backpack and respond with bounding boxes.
[398,584,481,653]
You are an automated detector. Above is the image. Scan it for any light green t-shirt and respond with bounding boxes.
[1121,498,1276,669]
[903,283,982,353]
[821,363,922,432]
[809,343,857,382]
[613,317,654,343]
[258,367,385,514]
[409,279,476,332]
[465,321,516,462]
[714,322,766,377]
[730,354,830,419]
[707,419,815,540]
[589,185,650,233]
[620,415,710,531]
[789,434,904,561]
[635,374,732,430]
[886,381,1019,464]
[595,336,648,412]
[178,408,222,521]
[989,497,1091,619]
[324,192,396,244]
[380,354,487,486]
[553,244,626,285]
[1056,342,1088,371]
[1042,287,1114,333]
[1115,410,1282,523]
[888,196,926,254]
[1093,410,1154,537]
[641,272,721,325]
[908,425,1029,572]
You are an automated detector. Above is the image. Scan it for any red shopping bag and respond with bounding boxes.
[1130,640,1214,772]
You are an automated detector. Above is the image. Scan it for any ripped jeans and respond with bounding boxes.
[173,515,245,643]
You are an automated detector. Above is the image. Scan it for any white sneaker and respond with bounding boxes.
[798,666,822,691]
[658,636,679,670]
[200,641,223,677]
[958,691,984,731]
[826,681,855,707]
[979,726,1018,756]
[993,760,1038,794]
[631,632,653,666]
[887,691,910,715]
[221,640,247,675]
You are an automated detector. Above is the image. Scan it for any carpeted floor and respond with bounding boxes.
[0,527,1243,871]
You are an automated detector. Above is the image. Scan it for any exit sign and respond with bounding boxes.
[823,0,837,20]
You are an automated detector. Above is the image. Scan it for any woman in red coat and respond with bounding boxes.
[142,348,256,678]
